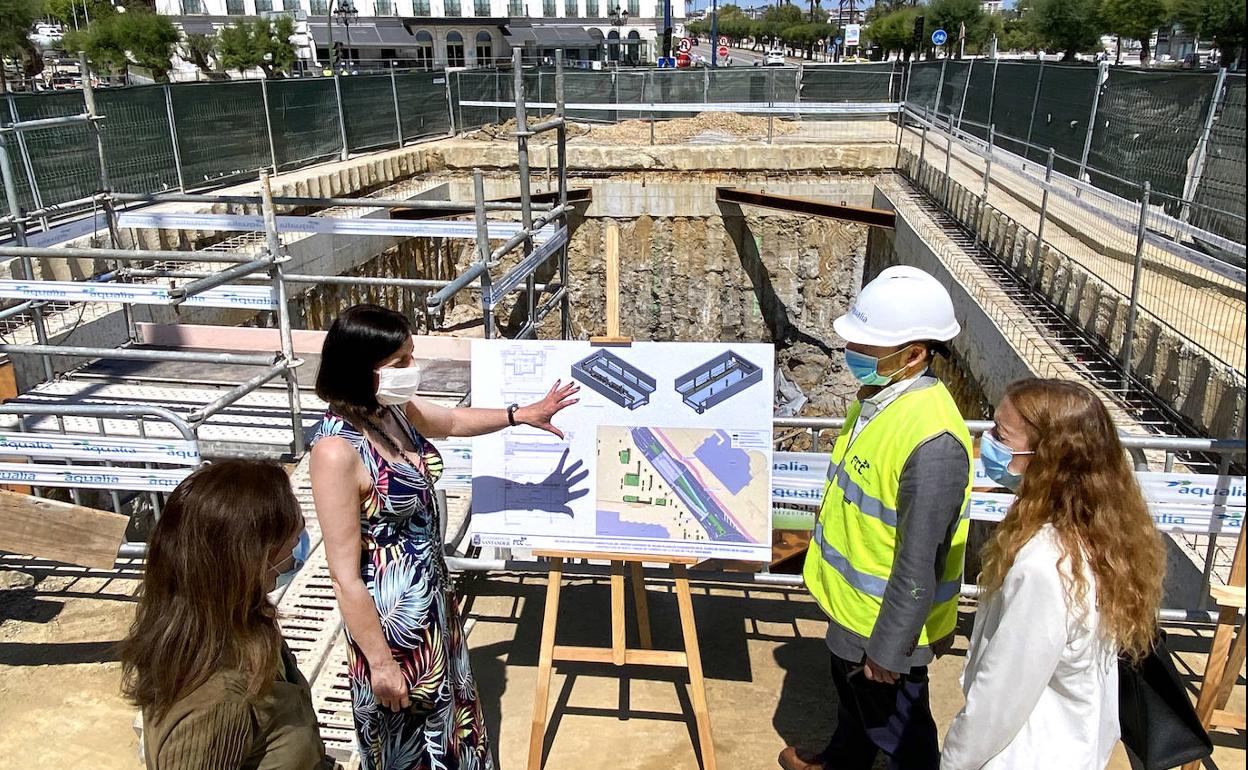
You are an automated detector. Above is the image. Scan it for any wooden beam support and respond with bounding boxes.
[0,489,129,569]
[389,187,592,221]
[716,187,896,229]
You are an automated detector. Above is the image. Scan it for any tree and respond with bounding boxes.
[64,9,180,82]
[867,5,925,61]
[217,17,297,78]
[180,32,217,78]
[1029,0,1105,61]
[928,0,986,58]
[0,0,41,92]
[1100,0,1165,65]
[1171,0,1247,65]
[44,0,118,29]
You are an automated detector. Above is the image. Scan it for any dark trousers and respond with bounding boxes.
[819,653,940,770]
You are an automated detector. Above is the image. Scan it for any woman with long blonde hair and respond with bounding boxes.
[942,378,1165,770]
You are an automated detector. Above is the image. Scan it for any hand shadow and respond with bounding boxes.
[472,449,590,517]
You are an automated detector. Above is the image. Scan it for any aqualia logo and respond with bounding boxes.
[1166,479,1246,500]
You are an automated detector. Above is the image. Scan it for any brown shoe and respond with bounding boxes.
[777,746,826,770]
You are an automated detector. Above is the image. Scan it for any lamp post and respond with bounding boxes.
[327,0,359,73]
[710,0,718,68]
[610,5,629,66]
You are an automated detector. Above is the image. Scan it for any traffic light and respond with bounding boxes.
[912,15,925,49]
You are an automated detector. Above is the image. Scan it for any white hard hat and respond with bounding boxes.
[833,265,961,346]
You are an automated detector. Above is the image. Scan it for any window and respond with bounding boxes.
[412,0,430,13]
[225,0,245,14]
[627,0,638,17]
[181,0,206,12]
[446,30,465,67]
[255,0,272,11]
[542,0,555,16]
[475,29,493,62]
[564,0,576,16]
[474,0,491,14]
[508,0,524,15]
[415,30,434,68]
[452,0,467,15]
[375,0,395,14]
[310,0,329,15]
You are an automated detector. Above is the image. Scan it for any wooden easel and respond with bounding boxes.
[527,223,718,770]
[1182,524,1247,770]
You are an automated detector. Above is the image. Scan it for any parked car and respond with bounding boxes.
[765,49,785,66]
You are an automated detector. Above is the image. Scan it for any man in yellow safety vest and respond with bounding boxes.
[780,265,973,770]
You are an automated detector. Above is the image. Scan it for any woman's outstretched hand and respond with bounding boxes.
[518,379,580,439]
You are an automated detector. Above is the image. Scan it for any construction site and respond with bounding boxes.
[0,54,1244,770]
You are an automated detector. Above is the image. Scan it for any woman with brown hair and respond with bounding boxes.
[309,304,576,770]
[942,378,1166,770]
[120,459,331,770]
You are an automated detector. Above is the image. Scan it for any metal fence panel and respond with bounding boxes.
[397,72,452,141]
[1190,74,1246,247]
[905,60,943,114]
[171,81,269,187]
[267,77,342,170]
[97,86,179,194]
[1087,68,1216,207]
[989,60,1043,160]
[1027,63,1098,174]
[800,63,897,103]
[340,75,400,152]
[7,90,98,209]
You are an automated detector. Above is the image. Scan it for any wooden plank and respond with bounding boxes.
[611,560,626,666]
[527,557,564,770]
[630,561,653,650]
[553,645,687,667]
[716,187,896,229]
[0,489,128,569]
[674,563,718,770]
[1210,584,1246,610]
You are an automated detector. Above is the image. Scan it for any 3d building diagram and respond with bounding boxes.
[571,350,658,410]
[675,351,764,414]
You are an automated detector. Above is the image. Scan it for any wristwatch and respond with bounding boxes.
[506,403,519,427]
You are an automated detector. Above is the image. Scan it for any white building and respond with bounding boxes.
[981,1,1004,13]
[154,0,687,72]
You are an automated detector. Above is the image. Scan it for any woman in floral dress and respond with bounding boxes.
[310,304,577,769]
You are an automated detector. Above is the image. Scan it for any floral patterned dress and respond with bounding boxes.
[312,407,492,770]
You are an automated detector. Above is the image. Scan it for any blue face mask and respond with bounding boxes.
[980,432,1032,492]
[272,530,310,590]
[844,348,905,387]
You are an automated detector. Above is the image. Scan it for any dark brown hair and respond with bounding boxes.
[979,379,1165,661]
[119,459,303,720]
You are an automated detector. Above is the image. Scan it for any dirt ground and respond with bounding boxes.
[1,565,1243,770]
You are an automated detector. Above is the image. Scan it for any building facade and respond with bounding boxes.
[154,0,687,72]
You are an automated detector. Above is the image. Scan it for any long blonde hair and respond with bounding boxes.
[979,379,1164,661]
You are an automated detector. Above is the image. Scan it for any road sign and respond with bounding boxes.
[844,23,860,47]
[931,28,948,46]
[717,45,729,59]
[657,57,676,68]
[678,37,692,53]
[834,37,842,45]
[718,36,728,47]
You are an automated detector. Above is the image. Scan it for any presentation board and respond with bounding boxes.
[470,340,775,562]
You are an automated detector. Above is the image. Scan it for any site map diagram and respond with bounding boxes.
[470,339,774,562]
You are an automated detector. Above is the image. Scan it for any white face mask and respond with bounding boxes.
[376,364,423,406]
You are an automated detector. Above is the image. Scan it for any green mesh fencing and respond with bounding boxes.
[0,130,37,212]
[1187,74,1245,247]
[396,72,451,140]
[986,61,1042,161]
[904,60,942,114]
[801,63,897,103]
[957,59,995,141]
[560,70,618,122]
[340,75,401,152]
[171,81,269,187]
[97,86,180,193]
[1026,63,1098,175]
[453,70,506,129]
[267,78,342,170]
[7,90,99,209]
[1086,69,1216,206]
[707,69,775,105]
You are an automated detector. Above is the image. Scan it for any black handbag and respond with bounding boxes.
[1118,630,1213,770]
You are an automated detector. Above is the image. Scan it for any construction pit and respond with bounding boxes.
[0,112,1244,770]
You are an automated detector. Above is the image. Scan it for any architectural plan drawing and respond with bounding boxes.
[470,339,774,562]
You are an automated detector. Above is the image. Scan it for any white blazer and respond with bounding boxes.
[941,524,1121,770]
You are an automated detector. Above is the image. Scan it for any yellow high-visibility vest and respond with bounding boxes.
[802,378,972,647]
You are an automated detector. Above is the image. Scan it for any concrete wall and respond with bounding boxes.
[899,148,1245,441]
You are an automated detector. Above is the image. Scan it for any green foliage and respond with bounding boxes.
[65,9,180,81]
[1001,10,1044,52]
[180,32,217,76]
[928,0,986,57]
[217,17,298,77]
[867,5,925,59]
[1029,0,1105,60]
[0,0,41,90]
[43,0,117,27]
[1171,0,1247,63]
[1100,0,1166,63]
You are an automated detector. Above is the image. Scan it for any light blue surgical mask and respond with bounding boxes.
[844,347,907,387]
[980,432,1032,492]
[272,530,310,590]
